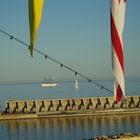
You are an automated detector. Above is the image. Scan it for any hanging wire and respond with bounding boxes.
[0,28,113,94]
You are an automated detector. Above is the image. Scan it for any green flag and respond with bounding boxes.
[29,0,44,56]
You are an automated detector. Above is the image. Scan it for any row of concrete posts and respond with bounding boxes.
[5,96,140,114]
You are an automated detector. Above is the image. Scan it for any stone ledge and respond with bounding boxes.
[86,133,140,140]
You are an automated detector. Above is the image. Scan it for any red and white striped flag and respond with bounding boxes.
[110,0,126,102]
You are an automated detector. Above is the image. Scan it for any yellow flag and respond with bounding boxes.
[29,0,44,56]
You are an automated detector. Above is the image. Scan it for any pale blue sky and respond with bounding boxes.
[0,0,140,83]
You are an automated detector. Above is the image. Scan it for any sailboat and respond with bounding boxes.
[41,76,57,87]
[74,80,79,88]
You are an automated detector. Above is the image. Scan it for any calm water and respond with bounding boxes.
[0,115,140,140]
[0,79,140,140]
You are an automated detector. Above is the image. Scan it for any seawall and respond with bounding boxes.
[0,96,140,120]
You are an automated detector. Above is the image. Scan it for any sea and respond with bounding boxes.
[0,79,140,140]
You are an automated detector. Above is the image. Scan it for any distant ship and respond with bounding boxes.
[74,80,79,88]
[41,76,57,87]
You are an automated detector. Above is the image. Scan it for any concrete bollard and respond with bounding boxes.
[48,100,53,111]
[44,100,50,112]
[13,102,18,113]
[22,102,28,113]
[95,98,102,110]
[8,101,17,113]
[17,101,25,112]
[55,100,62,111]
[112,101,118,109]
[86,99,93,110]
[26,101,36,113]
[64,99,71,111]
[5,102,10,113]
[78,99,84,110]
[35,100,44,112]
[74,99,83,110]
[136,97,140,108]
[71,99,76,110]
[128,97,136,108]
[103,98,110,109]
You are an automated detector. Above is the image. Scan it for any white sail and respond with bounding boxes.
[74,80,79,88]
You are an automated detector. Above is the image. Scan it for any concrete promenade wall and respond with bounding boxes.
[4,96,140,115]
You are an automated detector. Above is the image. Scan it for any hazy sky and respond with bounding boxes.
[0,0,140,83]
